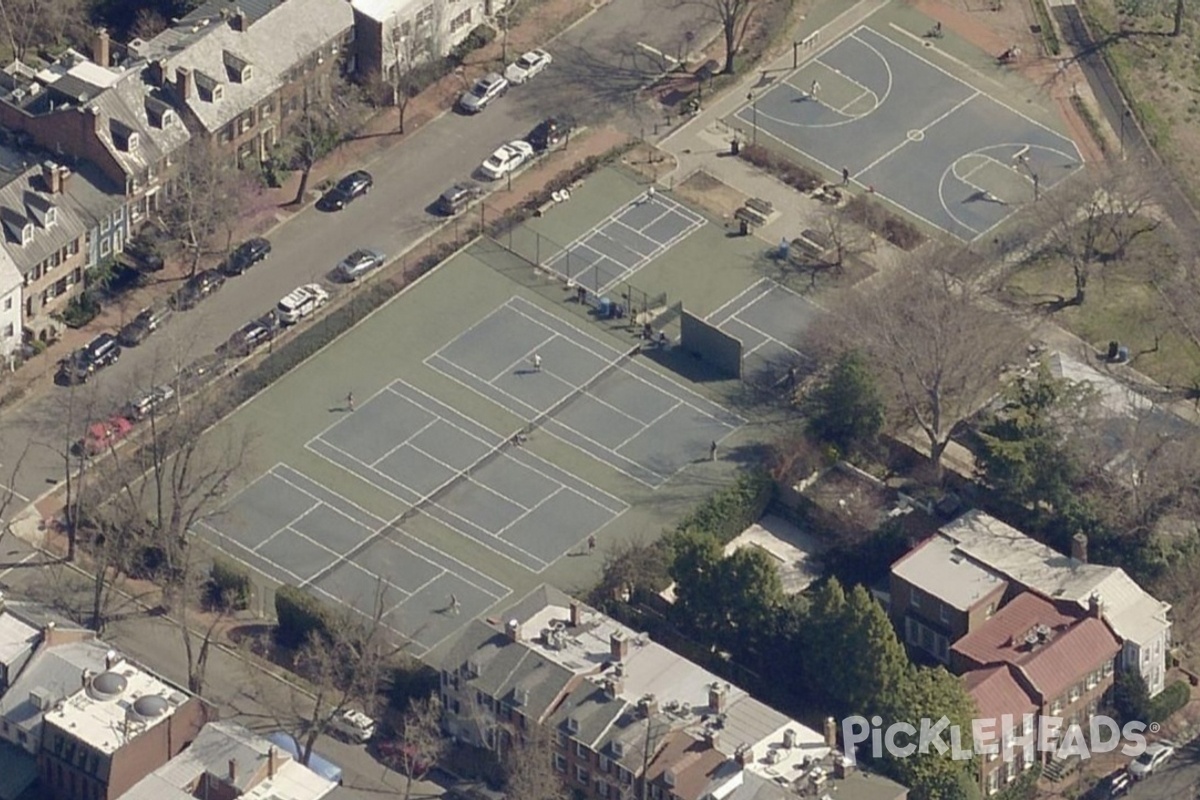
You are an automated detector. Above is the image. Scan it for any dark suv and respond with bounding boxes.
[84,333,121,369]
[435,182,483,216]
[526,116,572,153]
[172,269,226,310]
[223,237,272,276]
[317,171,373,211]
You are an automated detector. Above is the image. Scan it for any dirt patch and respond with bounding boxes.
[674,170,747,220]
[620,142,678,183]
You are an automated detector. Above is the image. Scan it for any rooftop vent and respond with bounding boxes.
[89,671,127,700]
[131,694,169,719]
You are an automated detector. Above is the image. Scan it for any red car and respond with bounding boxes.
[80,416,134,456]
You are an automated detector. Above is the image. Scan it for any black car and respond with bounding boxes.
[526,117,572,153]
[223,237,272,276]
[435,182,483,216]
[117,319,152,347]
[219,318,275,358]
[172,269,226,310]
[317,171,373,211]
[56,350,92,385]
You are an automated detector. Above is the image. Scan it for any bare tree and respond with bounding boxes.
[160,141,243,276]
[379,28,436,135]
[686,0,758,74]
[0,0,83,61]
[831,246,1025,471]
[132,8,168,39]
[282,77,369,205]
[503,724,570,800]
[1029,163,1162,308]
[393,694,447,800]
[1173,0,1185,36]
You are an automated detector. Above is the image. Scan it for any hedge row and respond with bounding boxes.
[275,584,335,648]
[1150,680,1191,722]
[736,143,823,193]
[209,556,252,611]
[843,194,926,251]
[673,471,774,546]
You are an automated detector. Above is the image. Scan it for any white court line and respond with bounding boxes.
[853,91,979,179]
[380,532,510,600]
[254,503,323,552]
[611,399,682,451]
[728,313,803,357]
[393,378,629,514]
[504,298,740,425]
[367,418,439,468]
[492,486,564,539]
[706,278,776,325]
[401,497,550,568]
[838,88,873,114]
[488,331,562,384]
[539,368,645,428]
[507,297,747,424]
[307,436,422,503]
[0,481,29,505]
[407,441,532,512]
[302,381,411,453]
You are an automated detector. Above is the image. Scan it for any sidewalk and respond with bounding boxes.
[0,0,605,417]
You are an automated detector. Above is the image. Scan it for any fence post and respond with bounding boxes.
[535,232,540,267]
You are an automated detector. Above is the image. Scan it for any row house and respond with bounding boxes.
[952,593,1120,795]
[891,510,1171,697]
[0,161,126,343]
[439,585,908,800]
[0,248,18,359]
[128,0,356,168]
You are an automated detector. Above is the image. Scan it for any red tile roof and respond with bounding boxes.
[952,593,1119,702]
[964,665,1037,741]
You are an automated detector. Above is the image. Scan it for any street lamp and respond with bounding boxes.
[747,92,758,146]
[1119,108,1132,159]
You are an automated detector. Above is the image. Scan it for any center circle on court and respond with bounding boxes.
[907,129,924,142]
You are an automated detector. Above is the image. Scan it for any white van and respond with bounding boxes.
[276,284,329,325]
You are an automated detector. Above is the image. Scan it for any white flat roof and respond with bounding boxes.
[351,0,418,23]
[893,534,1006,611]
[0,613,38,666]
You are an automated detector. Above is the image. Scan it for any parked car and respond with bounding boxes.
[123,384,176,421]
[177,353,228,395]
[336,248,386,282]
[123,230,166,272]
[276,284,329,325]
[318,171,373,211]
[173,270,226,310]
[329,709,376,743]
[219,318,275,358]
[84,333,122,369]
[435,182,483,216]
[505,49,552,84]
[118,302,173,346]
[78,415,134,456]
[56,350,92,385]
[1130,741,1175,780]
[223,237,272,276]
[480,140,534,180]
[458,73,508,113]
[1089,768,1132,799]
[526,116,573,153]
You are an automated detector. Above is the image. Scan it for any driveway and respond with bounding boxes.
[0,0,717,519]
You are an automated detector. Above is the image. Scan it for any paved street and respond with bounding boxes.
[1124,742,1199,799]
[0,0,715,519]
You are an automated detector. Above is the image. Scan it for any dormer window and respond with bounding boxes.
[21,223,32,245]
[241,66,252,82]
[213,85,224,100]
[127,132,140,150]
[163,110,175,126]
[45,207,57,227]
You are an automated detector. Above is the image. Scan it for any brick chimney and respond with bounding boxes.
[833,756,852,779]
[708,682,727,713]
[823,717,838,749]
[735,744,753,767]
[505,618,521,642]
[705,727,720,750]
[1089,593,1104,619]
[228,759,237,784]
[1071,533,1088,564]
[93,28,110,67]
[176,67,193,101]
[42,621,57,646]
[569,601,581,627]
[230,6,248,31]
[267,747,276,778]
[638,693,658,718]
[610,632,628,661]
[42,161,62,194]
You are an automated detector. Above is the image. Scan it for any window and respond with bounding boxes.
[597,781,610,798]
[1050,700,1062,716]
[986,603,996,618]
[261,99,274,116]
[3,296,10,310]
[127,132,140,150]
[986,769,1000,795]
[100,238,111,256]
[576,766,589,785]
[554,754,567,773]
[910,588,921,608]
[450,9,472,31]
[45,207,57,227]
[556,731,568,747]
[1069,685,1081,703]
[599,755,610,773]
[416,5,434,24]
[213,85,224,100]
[3,323,12,337]
[21,223,32,245]
[1102,660,1113,677]
[241,66,253,82]
[939,602,950,624]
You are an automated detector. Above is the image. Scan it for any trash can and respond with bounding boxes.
[598,297,613,317]
[731,139,740,156]
[739,219,749,236]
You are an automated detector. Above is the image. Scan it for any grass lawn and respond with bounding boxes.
[1004,255,1200,387]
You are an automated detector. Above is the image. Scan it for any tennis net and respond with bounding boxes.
[525,343,641,437]
[394,436,514,524]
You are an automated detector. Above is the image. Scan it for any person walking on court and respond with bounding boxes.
[449,593,460,615]
[646,186,657,203]
[842,166,850,185]
[532,353,542,372]
[346,392,355,412]
[709,440,718,461]
[588,534,597,553]
[810,79,820,98]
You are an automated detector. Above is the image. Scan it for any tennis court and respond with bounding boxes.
[707,278,819,382]
[196,464,510,656]
[539,189,705,295]
[425,296,744,487]
[304,380,627,571]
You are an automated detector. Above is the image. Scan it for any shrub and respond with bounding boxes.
[737,144,823,192]
[673,471,774,546]
[61,293,101,328]
[1149,680,1191,722]
[274,584,333,648]
[844,194,925,250]
[210,556,252,610]
[1110,669,1152,724]
[450,24,496,64]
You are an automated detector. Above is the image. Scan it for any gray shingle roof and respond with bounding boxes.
[0,161,124,275]
[88,68,192,177]
[132,0,353,133]
[0,640,111,734]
